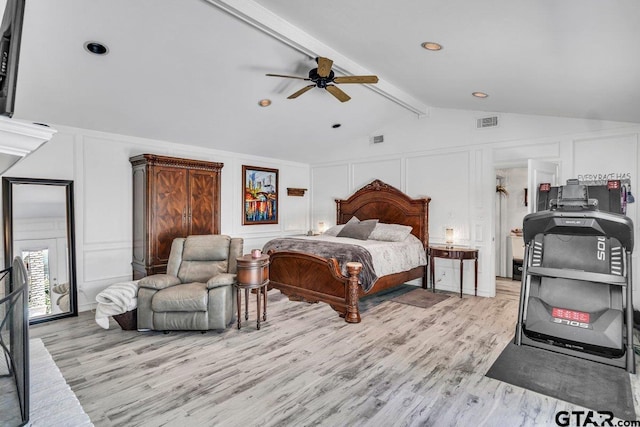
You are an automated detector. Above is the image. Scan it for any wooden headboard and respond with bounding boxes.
[335,179,431,248]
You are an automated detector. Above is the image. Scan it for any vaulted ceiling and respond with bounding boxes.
[10,0,640,163]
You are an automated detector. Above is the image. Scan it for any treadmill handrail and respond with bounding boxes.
[527,266,627,286]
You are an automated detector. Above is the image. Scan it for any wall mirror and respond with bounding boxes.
[3,177,77,324]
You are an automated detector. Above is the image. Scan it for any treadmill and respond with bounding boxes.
[514,179,635,372]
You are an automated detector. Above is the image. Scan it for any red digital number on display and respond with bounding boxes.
[552,307,590,323]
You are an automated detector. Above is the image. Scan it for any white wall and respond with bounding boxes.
[311,107,640,303]
[2,125,310,311]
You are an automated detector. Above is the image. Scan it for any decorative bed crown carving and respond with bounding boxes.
[364,179,392,192]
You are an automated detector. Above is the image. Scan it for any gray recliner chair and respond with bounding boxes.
[137,234,243,331]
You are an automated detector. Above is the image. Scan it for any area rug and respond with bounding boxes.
[356,284,416,313]
[389,288,451,309]
[1,339,94,426]
[486,342,636,421]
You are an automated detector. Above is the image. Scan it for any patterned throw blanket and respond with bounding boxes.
[263,238,378,292]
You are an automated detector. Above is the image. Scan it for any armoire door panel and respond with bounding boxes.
[132,167,146,265]
[189,170,218,235]
[152,167,188,263]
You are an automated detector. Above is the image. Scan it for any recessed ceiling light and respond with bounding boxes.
[84,41,108,55]
[421,42,443,51]
[258,99,272,107]
[332,123,341,129]
[472,91,489,98]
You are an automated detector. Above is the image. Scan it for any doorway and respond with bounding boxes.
[15,238,64,317]
[493,159,559,286]
[494,167,528,279]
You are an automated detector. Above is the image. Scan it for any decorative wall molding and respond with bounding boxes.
[0,116,57,174]
[0,116,57,156]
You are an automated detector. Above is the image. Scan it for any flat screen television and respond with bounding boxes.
[0,0,25,117]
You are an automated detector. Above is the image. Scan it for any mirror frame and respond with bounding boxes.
[2,177,78,324]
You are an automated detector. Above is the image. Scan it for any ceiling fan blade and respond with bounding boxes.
[316,57,333,78]
[287,84,315,99]
[333,75,379,84]
[266,73,311,81]
[325,85,351,102]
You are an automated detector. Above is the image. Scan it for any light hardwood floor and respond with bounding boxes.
[28,279,639,426]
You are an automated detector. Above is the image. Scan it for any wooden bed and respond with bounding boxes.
[267,179,431,323]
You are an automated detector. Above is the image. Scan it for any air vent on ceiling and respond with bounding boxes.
[476,116,499,129]
[371,135,384,144]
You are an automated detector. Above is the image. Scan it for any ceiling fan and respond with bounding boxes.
[266,57,379,102]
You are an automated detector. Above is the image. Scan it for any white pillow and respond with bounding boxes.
[369,223,413,242]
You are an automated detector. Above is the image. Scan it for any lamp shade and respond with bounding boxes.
[445,227,454,247]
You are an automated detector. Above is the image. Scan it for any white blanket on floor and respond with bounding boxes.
[95,280,140,329]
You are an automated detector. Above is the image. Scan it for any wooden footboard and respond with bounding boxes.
[267,250,426,323]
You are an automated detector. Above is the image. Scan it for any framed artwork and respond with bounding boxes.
[242,165,278,225]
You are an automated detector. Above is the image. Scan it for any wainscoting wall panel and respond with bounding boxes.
[474,149,484,210]
[406,150,470,244]
[352,158,402,191]
[493,141,560,164]
[273,162,309,233]
[83,245,132,283]
[572,133,638,226]
[82,136,132,245]
[311,164,350,229]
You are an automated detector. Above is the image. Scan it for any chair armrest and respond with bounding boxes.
[138,274,182,290]
[207,273,237,289]
[52,282,69,295]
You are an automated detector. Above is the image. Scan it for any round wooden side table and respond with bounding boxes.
[235,253,270,330]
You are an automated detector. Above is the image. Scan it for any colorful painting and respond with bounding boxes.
[243,165,278,225]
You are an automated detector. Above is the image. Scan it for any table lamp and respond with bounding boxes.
[445,227,454,248]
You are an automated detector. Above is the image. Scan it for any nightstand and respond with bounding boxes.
[235,254,270,330]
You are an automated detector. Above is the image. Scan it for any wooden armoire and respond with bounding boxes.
[130,154,224,279]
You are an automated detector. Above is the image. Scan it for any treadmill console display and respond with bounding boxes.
[551,307,591,329]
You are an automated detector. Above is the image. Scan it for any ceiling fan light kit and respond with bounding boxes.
[266,56,378,102]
